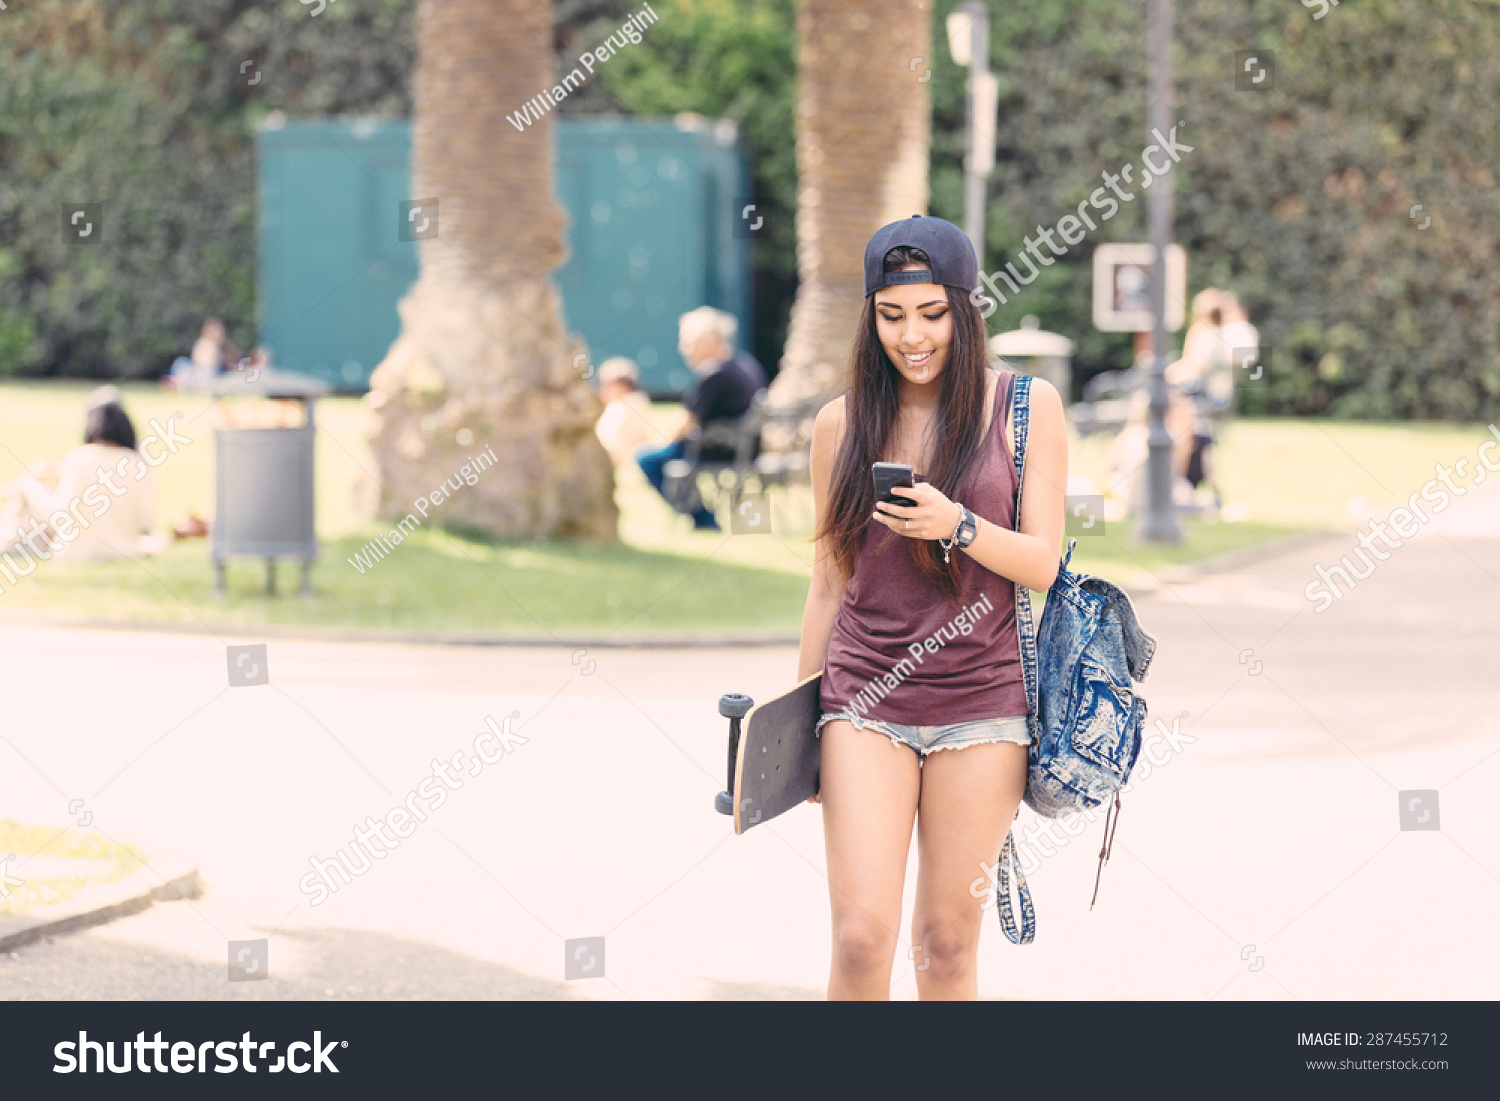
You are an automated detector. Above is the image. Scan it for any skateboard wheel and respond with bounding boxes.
[714,790,734,815]
[718,693,754,719]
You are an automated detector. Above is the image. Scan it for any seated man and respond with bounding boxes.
[637,307,765,531]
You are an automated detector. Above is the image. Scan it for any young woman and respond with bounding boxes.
[0,394,157,563]
[797,216,1067,1000]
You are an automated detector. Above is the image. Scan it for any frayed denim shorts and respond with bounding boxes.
[815,711,1031,758]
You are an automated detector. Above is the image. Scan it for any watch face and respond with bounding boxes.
[958,511,977,547]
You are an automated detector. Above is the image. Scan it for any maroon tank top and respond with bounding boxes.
[820,370,1027,725]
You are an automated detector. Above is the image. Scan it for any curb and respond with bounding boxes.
[0,864,204,953]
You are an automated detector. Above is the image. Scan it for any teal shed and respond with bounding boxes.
[255,115,753,395]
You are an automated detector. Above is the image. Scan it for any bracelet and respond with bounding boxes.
[940,501,965,544]
[938,501,966,562]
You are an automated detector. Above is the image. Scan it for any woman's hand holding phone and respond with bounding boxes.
[873,480,963,541]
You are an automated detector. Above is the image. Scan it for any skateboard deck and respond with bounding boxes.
[718,673,822,835]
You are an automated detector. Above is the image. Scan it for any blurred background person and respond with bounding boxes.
[1171,289,1229,386]
[235,344,271,381]
[0,388,159,563]
[1166,288,1257,495]
[1166,289,1226,467]
[637,307,766,530]
[167,317,239,392]
[594,357,657,466]
[1218,292,1260,382]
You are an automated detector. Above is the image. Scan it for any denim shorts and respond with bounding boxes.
[815,710,1031,758]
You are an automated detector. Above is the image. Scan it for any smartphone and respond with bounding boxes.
[872,461,915,507]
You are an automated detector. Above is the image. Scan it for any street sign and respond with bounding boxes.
[1091,243,1187,332]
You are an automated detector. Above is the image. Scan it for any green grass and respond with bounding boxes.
[0,381,1491,636]
[1,527,812,636]
[0,821,146,917]
[1072,416,1496,528]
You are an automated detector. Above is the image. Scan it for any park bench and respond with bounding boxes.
[660,389,818,518]
[1070,366,1140,437]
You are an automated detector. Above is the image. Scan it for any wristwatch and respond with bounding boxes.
[939,503,978,563]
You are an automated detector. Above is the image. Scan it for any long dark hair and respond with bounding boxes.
[85,402,137,450]
[817,245,992,602]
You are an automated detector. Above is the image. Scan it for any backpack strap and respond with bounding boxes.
[997,369,1039,946]
[994,830,1036,945]
[1008,371,1039,728]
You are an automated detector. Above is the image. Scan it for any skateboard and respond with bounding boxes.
[713,673,822,834]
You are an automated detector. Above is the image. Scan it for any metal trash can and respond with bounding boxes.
[210,371,327,596]
[989,315,1075,403]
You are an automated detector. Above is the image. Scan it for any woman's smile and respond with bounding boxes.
[874,274,954,385]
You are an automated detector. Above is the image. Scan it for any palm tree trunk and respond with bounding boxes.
[367,0,617,540]
[766,0,932,435]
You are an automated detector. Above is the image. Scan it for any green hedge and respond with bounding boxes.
[927,0,1500,419]
[0,0,414,380]
[5,0,1498,421]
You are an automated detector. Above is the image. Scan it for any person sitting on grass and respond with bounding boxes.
[636,307,766,531]
[166,317,239,392]
[0,389,160,566]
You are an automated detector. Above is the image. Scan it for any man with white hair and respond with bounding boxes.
[636,306,765,530]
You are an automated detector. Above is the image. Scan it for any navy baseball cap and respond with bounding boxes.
[863,214,978,297]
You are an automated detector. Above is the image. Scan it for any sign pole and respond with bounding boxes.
[1139,0,1182,543]
[960,3,992,264]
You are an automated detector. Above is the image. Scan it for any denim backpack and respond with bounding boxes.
[993,372,1157,945]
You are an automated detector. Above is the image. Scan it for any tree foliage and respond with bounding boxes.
[5,0,1498,421]
[929,0,1500,418]
[0,0,415,379]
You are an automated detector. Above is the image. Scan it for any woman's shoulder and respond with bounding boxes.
[815,392,846,423]
[998,369,1062,413]
[1001,371,1065,449]
[811,393,848,440]
[1023,374,1063,407]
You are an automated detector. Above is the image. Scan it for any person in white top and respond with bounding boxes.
[1165,289,1258,490]
[1216,295,1260,397]
[0,392,158,570]
[593,357,658,466]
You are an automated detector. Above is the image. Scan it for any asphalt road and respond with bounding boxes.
[1,487,1497,1001]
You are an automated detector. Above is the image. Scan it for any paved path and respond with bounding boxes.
[1,489,1497,1001]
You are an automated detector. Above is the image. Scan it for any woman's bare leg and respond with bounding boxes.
[820,720,921,1000]
[1167,390,1196,479]
[910,742,1027,1000]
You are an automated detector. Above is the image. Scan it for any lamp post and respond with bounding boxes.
[1139,0,1182,542]
[946,3,996,264]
